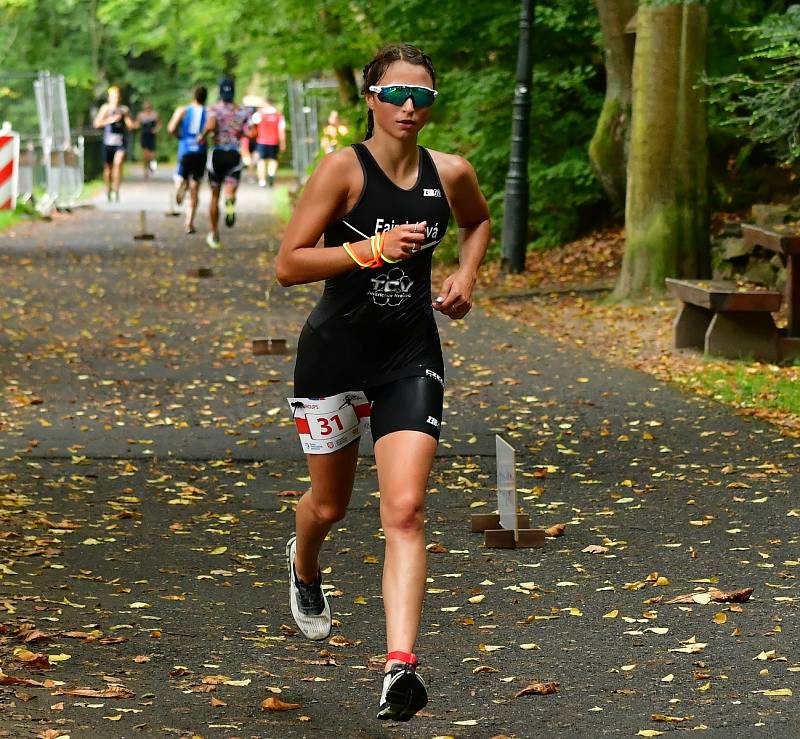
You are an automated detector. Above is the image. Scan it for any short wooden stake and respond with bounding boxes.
[133,210,155,240]
[186,267,213,278]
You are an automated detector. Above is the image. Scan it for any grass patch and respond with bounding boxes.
[0,209,21,231]
[687,362,800,416]
[272,185,292,224]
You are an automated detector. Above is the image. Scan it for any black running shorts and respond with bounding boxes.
[103,144,125,165]
[366,375,444,443]
[208,149,242,186]
[179,151,206,182]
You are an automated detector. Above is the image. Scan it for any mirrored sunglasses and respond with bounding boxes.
[368,84,438,108]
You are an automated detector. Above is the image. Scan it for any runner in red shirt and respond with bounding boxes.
[251,97,286,188]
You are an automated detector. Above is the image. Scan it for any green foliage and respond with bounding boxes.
[706,5,800,164]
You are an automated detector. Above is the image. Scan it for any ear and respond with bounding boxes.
[365,92,376,112]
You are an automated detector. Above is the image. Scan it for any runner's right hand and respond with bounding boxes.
[382,222,427,261]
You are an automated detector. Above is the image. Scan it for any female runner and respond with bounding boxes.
[276,43,490,721]
[93,86,136,202]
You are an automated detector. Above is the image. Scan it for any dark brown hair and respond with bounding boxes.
[361,44,436,140]
[194,85,207,104]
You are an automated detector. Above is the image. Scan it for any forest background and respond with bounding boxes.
[1,0,799,260]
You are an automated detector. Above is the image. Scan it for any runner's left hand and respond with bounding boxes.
[433,270,476,320]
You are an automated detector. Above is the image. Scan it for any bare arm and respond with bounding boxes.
[432,155,491,320]
[93,104,110,129]
[123,107,137,130]
[276,151,428,287]
[167,106,185,137]
[200,112,216,144]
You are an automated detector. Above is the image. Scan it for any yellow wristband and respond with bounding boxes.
[343,241,371,268]
[381,230,400,264]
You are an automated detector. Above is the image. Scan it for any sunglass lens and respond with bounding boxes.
[380,86,435,108]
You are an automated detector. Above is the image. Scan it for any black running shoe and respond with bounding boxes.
[377,661,428,721]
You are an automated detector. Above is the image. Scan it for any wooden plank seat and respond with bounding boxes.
[665,278,782,361]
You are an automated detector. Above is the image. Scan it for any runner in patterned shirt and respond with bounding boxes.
[200,77,252,249]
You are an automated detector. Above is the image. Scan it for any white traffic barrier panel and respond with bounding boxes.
[0,128,20,210]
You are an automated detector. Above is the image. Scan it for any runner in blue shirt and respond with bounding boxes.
[167,86,208,234]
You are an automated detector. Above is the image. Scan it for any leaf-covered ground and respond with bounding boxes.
[451,228,800,438]
[0,179,798,737]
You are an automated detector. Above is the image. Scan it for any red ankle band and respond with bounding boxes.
[386,651,418,666]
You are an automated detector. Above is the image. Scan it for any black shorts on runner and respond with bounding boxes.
[141,132,156,152]
[257,143,279,160]
[207,149,242,186]
[103,144,125,166]
[365,375,444,443]
[179,151,206,182]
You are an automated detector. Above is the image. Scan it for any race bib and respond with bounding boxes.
[287,391,371,454]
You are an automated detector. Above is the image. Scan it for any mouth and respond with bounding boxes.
[397,119,416,128]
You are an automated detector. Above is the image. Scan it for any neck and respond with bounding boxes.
[366,127,419,166]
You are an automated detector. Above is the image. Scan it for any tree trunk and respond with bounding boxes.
[589,0,637,206]
[333,65,360,106]
[613,2,709,299]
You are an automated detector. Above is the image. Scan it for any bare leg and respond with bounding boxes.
[294,441,359,583]
[209,184,220,239]
[257,157,267,185]
[374,430,437,671]
[186,180,199,231]
[112,150,125,195]
[103,163,112,197]
[267,158,278,179]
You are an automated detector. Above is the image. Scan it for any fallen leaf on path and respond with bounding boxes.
[544,523,565,537]
[262,696,301,711]
[514,682,559,697]
[53,685,134,699]
[666,588,753,605]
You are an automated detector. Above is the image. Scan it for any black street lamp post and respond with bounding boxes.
[501,0,535,274]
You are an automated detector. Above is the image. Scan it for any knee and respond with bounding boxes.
[381,494,425,535]
[310,497,348,525]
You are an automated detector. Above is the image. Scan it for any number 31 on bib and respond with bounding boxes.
[287,391,371,454]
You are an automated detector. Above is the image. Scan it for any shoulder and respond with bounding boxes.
[426,149,474,184]
[315,145,360,179]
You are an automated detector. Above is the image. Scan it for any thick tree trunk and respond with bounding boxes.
[333,65,360,106]
[613,2,709,299]
[589,0,637,205]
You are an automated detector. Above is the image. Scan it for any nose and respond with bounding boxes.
[401,96,416,113]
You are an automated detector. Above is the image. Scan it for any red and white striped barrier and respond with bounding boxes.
[0,131,20,210]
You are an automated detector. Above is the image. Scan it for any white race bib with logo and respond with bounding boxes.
[287,391,371,454]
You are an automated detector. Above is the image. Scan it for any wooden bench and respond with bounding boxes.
[741,223,800,359]
[665,278,782,361]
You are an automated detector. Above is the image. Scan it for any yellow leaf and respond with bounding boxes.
[603,610,619,619]
[104,715,123,721]
[453,720,478,726]
[47,653,72,663]
[479,644,504,652]
[621,664,636,671]
[519,643,540,650]
[762,688,792,697]
[661,674,674,683]
[637,731,664,737]
[713,612,727,625]
[354,596,367,605]
[129,602,151,609]
[362,555,379,564]
[469,501,487,508]
[209,546,228,555]
[655,576,670,587]
[467,595,485,604]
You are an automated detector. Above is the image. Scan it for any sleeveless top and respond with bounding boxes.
[178,104,207,157]
[103,107,127,147]
[299,142,451,393]
[140,113,158,134]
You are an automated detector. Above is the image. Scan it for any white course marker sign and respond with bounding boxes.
[469,435,545,549]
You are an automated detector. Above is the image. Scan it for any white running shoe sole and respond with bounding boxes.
[377,669,428,721]
[286,535,332,641]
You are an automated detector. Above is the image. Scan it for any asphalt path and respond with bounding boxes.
[0,172,798,738]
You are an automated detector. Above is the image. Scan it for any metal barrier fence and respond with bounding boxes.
[287,78,339,184]
[4,72,86,213]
